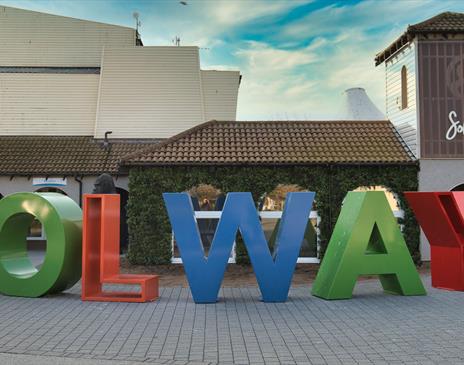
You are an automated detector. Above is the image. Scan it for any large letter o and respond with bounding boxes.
[0,192,82,297]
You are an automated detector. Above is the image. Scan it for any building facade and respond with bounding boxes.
[0,5,241,247]
[121,120,417,265]
[0,6,240,195]
[376,11,464,260]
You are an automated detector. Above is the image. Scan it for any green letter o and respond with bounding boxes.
[0,192,82,297]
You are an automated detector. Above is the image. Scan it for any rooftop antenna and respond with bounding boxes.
[173,1,187,46]
[132,11,141,33]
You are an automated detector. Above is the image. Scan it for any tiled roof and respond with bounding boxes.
[0,136,161,176]
[376,12,464,65]
[408,12,464,33]
[122,120,415,166]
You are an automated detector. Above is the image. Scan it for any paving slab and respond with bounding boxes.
[0,275,463,364]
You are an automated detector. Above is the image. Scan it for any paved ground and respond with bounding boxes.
[0,275,463,364]
[0,352,138,365]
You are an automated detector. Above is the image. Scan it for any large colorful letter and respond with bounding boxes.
[0,192,82,297]
[312,191,425,300]
[164,192,315,303]
[405,192,464,291]
[82,194,159,302]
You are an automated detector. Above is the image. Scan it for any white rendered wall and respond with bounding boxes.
[0,6,136,67]
[201,70,240,121]
[95,46,207,138]
[385,42,419,156]
[0,73,99,135]
[0,175,129,204]
[418,159,464,261]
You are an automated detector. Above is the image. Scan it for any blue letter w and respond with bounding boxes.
[163,192,315,303]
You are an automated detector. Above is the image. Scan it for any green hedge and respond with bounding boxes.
[127,165,420,265]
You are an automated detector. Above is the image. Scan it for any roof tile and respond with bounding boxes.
[0,136,161,175]
[122,120,415,166]
[376,12,464,65]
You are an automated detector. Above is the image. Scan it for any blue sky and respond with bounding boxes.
[3,0,464,119]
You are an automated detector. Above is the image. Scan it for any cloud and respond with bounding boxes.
[234,41,322,120]
[236,41,317,72]
[4,0,464,120]
[237,0,464,119]
[282,0,436,40]
[209,0,310,27]
[137,0,309,48]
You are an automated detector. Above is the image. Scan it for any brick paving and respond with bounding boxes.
[0,275,463,364]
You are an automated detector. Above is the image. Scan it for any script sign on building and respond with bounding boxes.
[418,41,464,157]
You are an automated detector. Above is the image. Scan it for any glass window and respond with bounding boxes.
[401,66,408,109]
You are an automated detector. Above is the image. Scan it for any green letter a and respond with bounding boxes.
[312,191,426,300]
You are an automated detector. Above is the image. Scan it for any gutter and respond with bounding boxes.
[120,161,419,168]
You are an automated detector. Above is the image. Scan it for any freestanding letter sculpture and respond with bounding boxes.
[0,192,82,297]
[312,191,425,300]
[405,192,464,291]
[82,194,159,302]
[164,192,315,303]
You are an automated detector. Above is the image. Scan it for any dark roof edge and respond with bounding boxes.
[0,66,100,74]
[124,161,419,168]
[375,32,412,66]
[375,12,464,66]
[0,172,129,177]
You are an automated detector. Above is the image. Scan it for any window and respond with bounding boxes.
[30,187,68,240]
[261,184,320,263]
[401,65,408,109]
[451,183,464,191]
[353,186,404,226]
[171,184,227,263]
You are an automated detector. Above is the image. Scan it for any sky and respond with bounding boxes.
[3,0,464,120]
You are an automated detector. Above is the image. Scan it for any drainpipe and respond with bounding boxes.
[74,176,83,207]
[104,131,113,150]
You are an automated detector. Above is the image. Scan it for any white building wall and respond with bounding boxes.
[0,176,129,204]
[0,6,136,67]
[418,159,464,261]
[95,46,207,139]
[385,42,418,156]
[201,70,240,121]
[0,73,99,135]
[0,7,242,140]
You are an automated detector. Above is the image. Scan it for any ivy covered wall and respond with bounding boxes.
[127,164,420,265]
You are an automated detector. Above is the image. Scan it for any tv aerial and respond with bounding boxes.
[132,11,141,33]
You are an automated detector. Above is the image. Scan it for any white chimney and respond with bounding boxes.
[338,87,385,120]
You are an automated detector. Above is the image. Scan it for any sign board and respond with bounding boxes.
[0,191,426,302]
[32,177,67,187]
[418,41,464,157]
